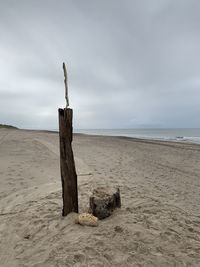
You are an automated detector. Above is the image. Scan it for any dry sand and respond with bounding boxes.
[0,128,200,266]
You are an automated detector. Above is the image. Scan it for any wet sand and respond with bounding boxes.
[0,128,200,266]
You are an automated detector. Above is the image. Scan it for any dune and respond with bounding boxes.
[0,128,200,266]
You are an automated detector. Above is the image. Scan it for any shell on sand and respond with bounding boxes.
[75,213,98,227]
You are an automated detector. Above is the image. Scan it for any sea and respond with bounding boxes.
[74,128,200,144]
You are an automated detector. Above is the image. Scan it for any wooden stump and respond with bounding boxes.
[89,187,121,219]
[58,108,78,216]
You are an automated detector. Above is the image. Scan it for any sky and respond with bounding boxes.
[0,0,200,129]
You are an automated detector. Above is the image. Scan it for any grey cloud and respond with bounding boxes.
[0,0,200,129]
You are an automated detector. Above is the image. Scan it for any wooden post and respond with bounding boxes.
[58,64,78,216]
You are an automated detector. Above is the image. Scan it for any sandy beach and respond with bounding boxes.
[0,128,200,266]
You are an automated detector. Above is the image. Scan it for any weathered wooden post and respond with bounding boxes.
[58,63,78,216]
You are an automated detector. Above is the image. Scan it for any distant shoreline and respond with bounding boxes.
[72,133,200,149]
[2,126,200,146]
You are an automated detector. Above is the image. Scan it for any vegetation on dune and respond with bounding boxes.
[0,124,18,129]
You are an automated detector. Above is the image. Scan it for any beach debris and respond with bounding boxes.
[24,234,31,240]
[89,187,121,220]
[63,62,69,108]
[59,63,78,216]
[75,213,98,227]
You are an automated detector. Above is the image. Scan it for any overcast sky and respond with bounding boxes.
[0,0,200,129]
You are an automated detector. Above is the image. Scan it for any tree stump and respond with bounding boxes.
[89,187,121,219]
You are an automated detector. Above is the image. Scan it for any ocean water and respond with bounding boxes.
[74,128,200,144]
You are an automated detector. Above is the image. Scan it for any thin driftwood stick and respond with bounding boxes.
[63,62,69,107]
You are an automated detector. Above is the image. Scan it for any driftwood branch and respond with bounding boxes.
[58,63,78,216]
[58,108,78,216]
[63,62,69,107]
